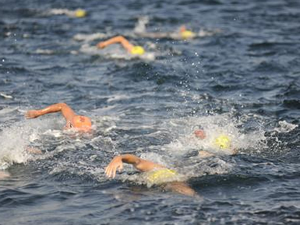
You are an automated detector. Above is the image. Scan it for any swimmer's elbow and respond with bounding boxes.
[57,102,68,107]
[56,102,71,110]
[133,159,145,171]
[115,35,126,41]
[134,159,158,172]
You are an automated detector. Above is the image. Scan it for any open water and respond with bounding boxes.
[0,0,300,224]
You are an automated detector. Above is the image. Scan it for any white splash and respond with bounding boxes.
[0,123,33,169]
[73,33,111,42]
[274,120,298,133]
[0,93,13,99]
[162,114,267,156]
[0,113,64,169]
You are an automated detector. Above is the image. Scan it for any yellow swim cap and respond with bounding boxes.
[131,46,145,55]
[147,169,177,185]
[75,9,87,18]
[181,30,195,39]
[214,134,231,149]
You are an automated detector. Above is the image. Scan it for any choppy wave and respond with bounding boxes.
[1,0,300,224]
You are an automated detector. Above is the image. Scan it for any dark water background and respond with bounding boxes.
[1,0,300,224]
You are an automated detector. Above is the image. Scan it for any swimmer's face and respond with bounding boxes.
[194,129,206,139]
[70,115,92,132]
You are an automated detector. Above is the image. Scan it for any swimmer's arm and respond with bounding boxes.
[96,36,134,52]
[25,103,76,122]
[122,154,164,172]
[105,154,164,178]
[164,181,197,197]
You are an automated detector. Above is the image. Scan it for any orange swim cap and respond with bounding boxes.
[71,115,92,131]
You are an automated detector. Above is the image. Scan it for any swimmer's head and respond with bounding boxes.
[214,134,231,150]
[131,46,145,55]
[71,115,92,132]
[181,30,196,40]
[194,129,206,140]
[75,9,87,18]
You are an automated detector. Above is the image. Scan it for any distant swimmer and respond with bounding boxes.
[194,129,237,157]
[26,103,92,132]
[105,154,197,197]
[97,36,146,56]
[133,16,220,40]
[134,24,195,40]
[179,25,196,40]
[48,8,87,18]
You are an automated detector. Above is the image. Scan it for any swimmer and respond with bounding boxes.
[48,8,87,18]
[97,36,145,56]
[133,24,195,40]
[105,154,196,197]
[179,25,196,40]
[194,129,237,157]
[133,16,220,40]
[25,103,92,132]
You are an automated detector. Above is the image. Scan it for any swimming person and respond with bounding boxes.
[178,25,196,40]
[0,103,91,179]
[96,36,145,56]
[133,23,196,40]
[194,129,237,157]
[134,16,221,41]
[25,103,92,132]
[105,154,197,197]
[48,8,87,18]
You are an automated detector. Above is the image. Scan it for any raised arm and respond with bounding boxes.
[96,36,134,53]
[105,154,164,178]
[25,103,76,122]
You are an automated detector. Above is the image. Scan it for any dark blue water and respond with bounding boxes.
[1,0,300,224]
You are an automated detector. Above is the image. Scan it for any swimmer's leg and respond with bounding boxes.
[163,181,197,197]
[0,171,10,179]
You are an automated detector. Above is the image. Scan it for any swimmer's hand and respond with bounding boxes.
[25,110,41,119]
[105,156,123,178]
[96,42,107,49]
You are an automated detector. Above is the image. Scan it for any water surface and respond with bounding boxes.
[0,0,300,224]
